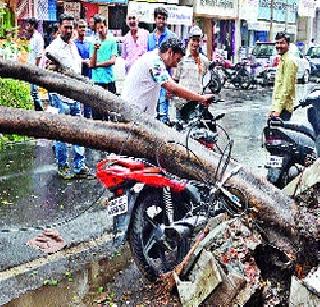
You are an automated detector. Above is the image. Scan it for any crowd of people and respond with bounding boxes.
[24,7,213,179]
[19,5,301,180]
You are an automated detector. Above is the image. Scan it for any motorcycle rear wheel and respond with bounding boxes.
[128,188,190,281]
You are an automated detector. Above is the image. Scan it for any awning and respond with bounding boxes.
[248,21,296,35]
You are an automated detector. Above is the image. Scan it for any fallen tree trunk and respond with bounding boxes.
[0,60,317,247]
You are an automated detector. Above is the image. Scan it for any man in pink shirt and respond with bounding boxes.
[121,11,149,74]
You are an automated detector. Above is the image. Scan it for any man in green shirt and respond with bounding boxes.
[270,32,298,121]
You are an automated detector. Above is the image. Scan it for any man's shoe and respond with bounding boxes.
[74,166,96,179]
[57,166,74,180]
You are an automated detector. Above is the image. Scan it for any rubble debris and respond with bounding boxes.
[284,159,320,197]
[175,250,222,307]
[303,266,320,297]
[289,275,320,306]
[171,216,262,306]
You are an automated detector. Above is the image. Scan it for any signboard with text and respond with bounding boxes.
[298,0,316,17]
[64,2,81,20]
[248,20,296,34]
[128,1,193,25]
[195,0,238,18]
[239,0,259,21]
[133,0,179,4]
[86,0,128,3]
[258,0,297,23]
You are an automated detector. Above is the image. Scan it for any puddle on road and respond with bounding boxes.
[6,245,131,307]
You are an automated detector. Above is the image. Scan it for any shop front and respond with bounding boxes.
[84,0,128,36]
[193,0,240,61]
[251,0,297,44]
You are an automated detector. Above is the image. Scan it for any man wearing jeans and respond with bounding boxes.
[26,18,44,111]
[46,14,89,179]
[74,19,91,118]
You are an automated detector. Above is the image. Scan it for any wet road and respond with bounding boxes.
[212,83,316,176]
[3,83,317,305]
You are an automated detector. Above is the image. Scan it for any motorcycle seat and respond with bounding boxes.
[284,122,315,140]
[114,159,145,171]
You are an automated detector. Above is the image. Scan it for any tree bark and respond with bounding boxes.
[0,60,317,248]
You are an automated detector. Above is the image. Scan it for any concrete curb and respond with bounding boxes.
[0,230,126,305]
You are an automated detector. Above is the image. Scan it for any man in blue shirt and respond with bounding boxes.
[74,19,91,118]
[147,7,176,123]
[89,15,117,120]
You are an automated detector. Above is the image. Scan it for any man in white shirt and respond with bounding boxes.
[26,18,44,111]
[121,38,213,119]
[46,14,89,180]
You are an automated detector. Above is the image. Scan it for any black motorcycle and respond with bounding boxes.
[214,60,251,89]
[263,90,320,188]
[203,61,222,94]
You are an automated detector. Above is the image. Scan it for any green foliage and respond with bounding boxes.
[0,78,33,109]
[0,78,33,146]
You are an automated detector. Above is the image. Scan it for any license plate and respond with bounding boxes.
[266,156,283,168]
[107,195,128,216]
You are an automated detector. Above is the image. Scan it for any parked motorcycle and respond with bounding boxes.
[203,61,222,94]
[263,90,320,188]
[213,59,251,89]
[97,152,247,281]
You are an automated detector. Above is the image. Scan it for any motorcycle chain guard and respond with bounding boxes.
[97,157,187,192]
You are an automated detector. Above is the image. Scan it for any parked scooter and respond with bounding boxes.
[263,90,320,189]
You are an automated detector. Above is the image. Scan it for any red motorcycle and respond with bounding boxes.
[97,124,248,280]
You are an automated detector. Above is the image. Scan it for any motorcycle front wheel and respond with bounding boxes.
[128,188,190,281]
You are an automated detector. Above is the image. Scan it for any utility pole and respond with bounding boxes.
[269,0,274,41]
[285,0,289,32]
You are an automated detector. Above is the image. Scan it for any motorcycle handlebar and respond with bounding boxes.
[294,99,310,111]
[214,112,225,121]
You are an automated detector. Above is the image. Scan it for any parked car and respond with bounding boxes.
[252,42,310,85]
[252,42,277,85]
[306,46,320,79]
[289,44,310,83]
